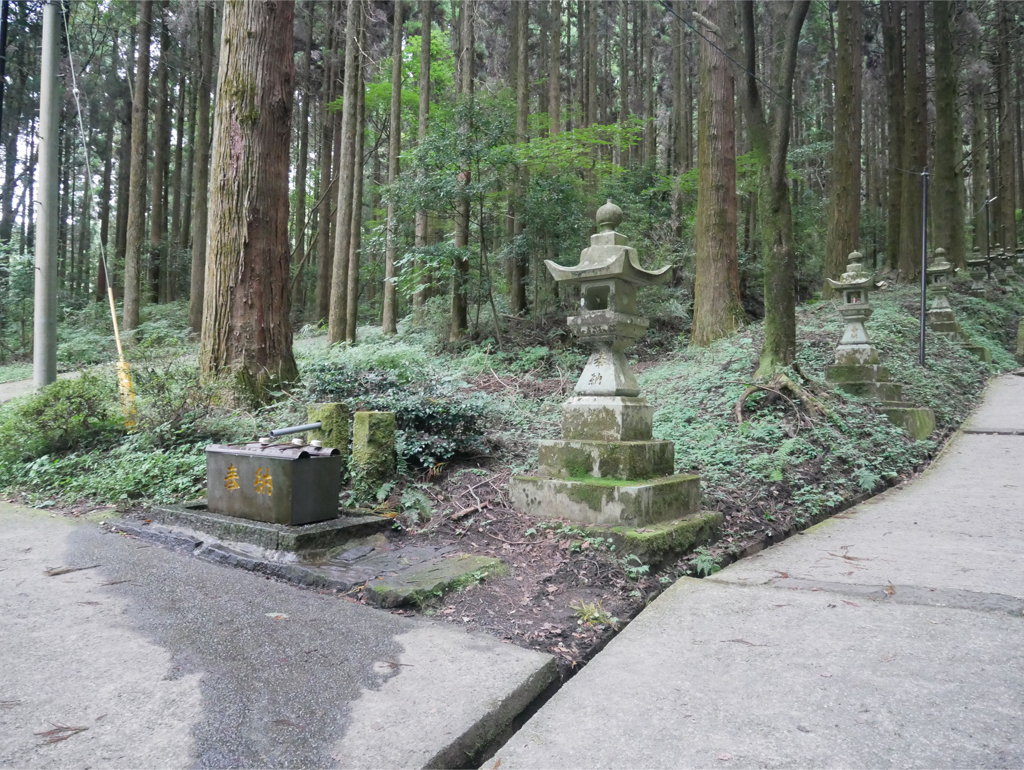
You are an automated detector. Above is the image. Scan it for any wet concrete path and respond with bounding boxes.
[0,505,553,769]
[493,374,1024,768]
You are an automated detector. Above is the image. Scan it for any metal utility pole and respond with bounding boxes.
[33,0,60,387]
[918,171,929,367]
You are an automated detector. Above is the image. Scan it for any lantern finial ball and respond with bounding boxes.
[596,199,623,232]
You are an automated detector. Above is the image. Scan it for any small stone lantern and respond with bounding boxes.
[510,202,716,536]
[990,244,1004,284]
[925,248,959,334]
[825,252,878,366]
[967,246,989,296]
[824,251,935,440]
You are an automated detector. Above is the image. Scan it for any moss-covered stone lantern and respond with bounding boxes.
[924,248,992,363]
[824,251,935,440]
[510,202,721,549]
[967,246,989,296]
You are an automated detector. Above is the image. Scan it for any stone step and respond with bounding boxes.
[583,512,723,566]
[825,364,891,385]
[963,344,992,363]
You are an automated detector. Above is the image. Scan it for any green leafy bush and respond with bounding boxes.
[0,373,122,466]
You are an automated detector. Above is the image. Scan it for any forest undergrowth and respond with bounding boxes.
[0,277,1020,674]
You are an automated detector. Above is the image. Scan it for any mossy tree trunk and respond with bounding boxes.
[382,0,403,336]
[328,0,361,344]
[996,2,1017,252]
[691,0,743,348]
[148,1,169,305]
[187,0,214,334]
[450,0,474,343]
[413,0,433,320]
[824,0,861,294]
[880,0,903,270]
[706,0,809,377]
[291,0,313,323]
[932,0,965,268]
[122,0,152,334]
[897,0,926,281]
[199,0,297,392]
[313,1,338,327]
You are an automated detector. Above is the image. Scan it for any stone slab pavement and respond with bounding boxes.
[0,504,555,769]
[491,373,1024,769]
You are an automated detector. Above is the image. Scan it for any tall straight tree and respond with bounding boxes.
[382,0,403,335]
[701,0,810,375]
[344,43,365,345]
[549,0,561,137]
[148,1,169,304]
[314,1,338,326]
[122,0,152,334]
[188,0,214,334]
[328,0,361,344]
[824,0,862,293]
[450,0,474,343]
[691,0,743,347]
[509,0,528,315]
[200,0,297,390]
[291,0,313,319]
[996,2,1016,251]
[933,0,966,268]
[897,0,926,280]
[967,5,987,251]
[880,1,903,269]
[413,0,432,318]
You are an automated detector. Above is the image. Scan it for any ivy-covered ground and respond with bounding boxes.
[0,277,1021,676]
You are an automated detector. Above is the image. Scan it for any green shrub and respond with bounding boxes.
[0,373,123,465]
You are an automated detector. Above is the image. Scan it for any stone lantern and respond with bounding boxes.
[826,252,878,367]
[511,202,719,546]
[967,246,989,296]
[990,244,1004,284]
[922,248,992,363]
[824,251,935,440]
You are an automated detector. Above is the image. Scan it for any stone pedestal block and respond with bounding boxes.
[308,402,351,452]
[561,396,654,442]
[352,411,396,494]
[509,473,701,527]
[537,439,674,480]
[880,406,936,441]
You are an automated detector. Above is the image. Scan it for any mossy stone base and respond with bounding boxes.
[964,345,992,363]
[825,364,890,385]
[1017,319,1024,364]
[585,511,723,563]
[833,380,903,403]
[509,473,701,527]
[537,439,674,481]
[148,503,389,552]
[352,411,396,493]
[880,406,935,440]
[308,402,350,453]
[561,396,654,442]
[366,554,505,608]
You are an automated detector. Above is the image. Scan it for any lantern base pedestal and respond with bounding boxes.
[509,473,701,527]
[826,363,934,439]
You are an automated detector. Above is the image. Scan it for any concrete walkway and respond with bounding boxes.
[493,374,1024,769]
[0,505,554,769]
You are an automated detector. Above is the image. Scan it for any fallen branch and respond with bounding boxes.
[44,564,100,577]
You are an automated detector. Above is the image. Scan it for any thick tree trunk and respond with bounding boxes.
[123,0,152,334]
[113,34,134,297]
[691,0,743,348]
[188,0,214,334]
[933,0,965,268]
[382,0,403,335]
[200,0,297,392]
[897,0,926,280]
[328,0,361,343]
[149,2,169,304]
[587,0,597,129]
[996,2,1016,251]
[291,0,313,322]
[968,5,987,252]
[413,0,433,319]
[450,0,474,343]
[824,0,861,294]
[880,1,903,270]
[643,1,655,163]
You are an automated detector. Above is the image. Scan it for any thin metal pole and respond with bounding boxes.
[919,171,929,367]
[33,0,60,388]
